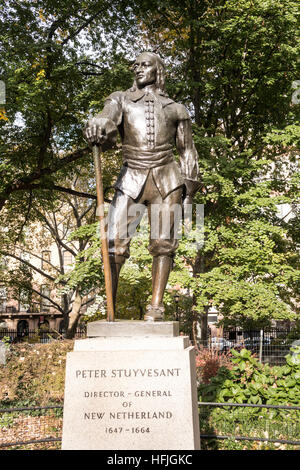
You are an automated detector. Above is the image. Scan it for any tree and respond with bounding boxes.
[0,172,105,338]
[138,0,300,332]
[0,0,136,232]
[1,0,299,334]
[0,0,138,337]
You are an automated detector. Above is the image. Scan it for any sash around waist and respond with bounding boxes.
[122,143,174,170]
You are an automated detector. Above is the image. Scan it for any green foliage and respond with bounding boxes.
[0,0,136,233]
[117,255,152,320]
[139,0,300,329]
[199,347,300,406]
[0,336,11,348]
[0,0,299,330]
[57,222,104,294]
[199,347,300,449]
[0,1,141,335]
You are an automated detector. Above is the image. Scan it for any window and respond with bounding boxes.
[0,256,8,268]
[0,286,7,312]
[20,251,31,274]
[41,251,51,270]
[63,251,73,271]
[0,286,7,298]
[19,288,31,312]
[40,285,51,312]
[208,314,218,324]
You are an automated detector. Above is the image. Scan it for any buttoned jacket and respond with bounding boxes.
[96,88,200,200]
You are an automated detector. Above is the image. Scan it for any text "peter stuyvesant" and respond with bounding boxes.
[75,368,182,379]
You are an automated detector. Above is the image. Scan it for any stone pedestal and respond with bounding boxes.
[61,321,200,450]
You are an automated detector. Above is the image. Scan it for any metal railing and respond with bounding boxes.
[0,405,63,450]
[1,403,299,450]
[197,330,299,365]
[199,402,300,448]
[0,328,87,343]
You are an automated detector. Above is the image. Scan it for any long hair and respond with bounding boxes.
[130,52,167,95]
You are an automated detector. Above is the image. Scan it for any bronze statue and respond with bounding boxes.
[84,52,200,321]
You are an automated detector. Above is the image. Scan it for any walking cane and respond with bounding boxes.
[92,143,115,322]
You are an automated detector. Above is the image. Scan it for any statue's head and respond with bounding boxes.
[131,52,166,94]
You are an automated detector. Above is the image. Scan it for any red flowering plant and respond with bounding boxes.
[195,345,233,384]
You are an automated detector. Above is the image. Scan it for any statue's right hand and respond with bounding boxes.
[84,118,108,146]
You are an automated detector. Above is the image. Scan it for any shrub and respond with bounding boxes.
[195,346,233,384]
[198,347,300,450]
[199,347,300,405]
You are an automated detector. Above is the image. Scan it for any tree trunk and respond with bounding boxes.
[193,253,209,341]
[66,290,82,339]
[199,308,209,342]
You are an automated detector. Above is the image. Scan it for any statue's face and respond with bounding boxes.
[133,53,157,88]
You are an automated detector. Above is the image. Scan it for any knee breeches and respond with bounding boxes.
[108,170,183,260]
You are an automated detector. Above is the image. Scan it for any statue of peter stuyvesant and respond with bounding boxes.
[84,52,200,321]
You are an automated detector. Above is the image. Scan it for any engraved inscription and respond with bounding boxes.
[75,368,181,379]
[73,367,182,437]
[134,390,172,397]
[109,411,172,419]
[84,391,125,397]
[76,369,107,378]
[84,412,105,419]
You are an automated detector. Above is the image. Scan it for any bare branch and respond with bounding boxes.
[51,185,96,200]
[0,250,61,284]
[81,296,95,307]
[30,286,64,314]
[14,189,33,243]
[61,8,107,46]
[79,201,95,222]
[79,71,105,77]
[35,211,78,258]
[75,61,103,69]
[20,250,61,274]
[1,148,90,207]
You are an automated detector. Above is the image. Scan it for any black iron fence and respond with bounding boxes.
[223,328,298,344]
[0,328,86,344]
[0,403,299,450]
[199,402,300,449]
[1,327,298,363]
[0,405,63,450]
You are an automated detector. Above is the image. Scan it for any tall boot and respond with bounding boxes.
[109,255,125,312]
[144,255,173,321]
